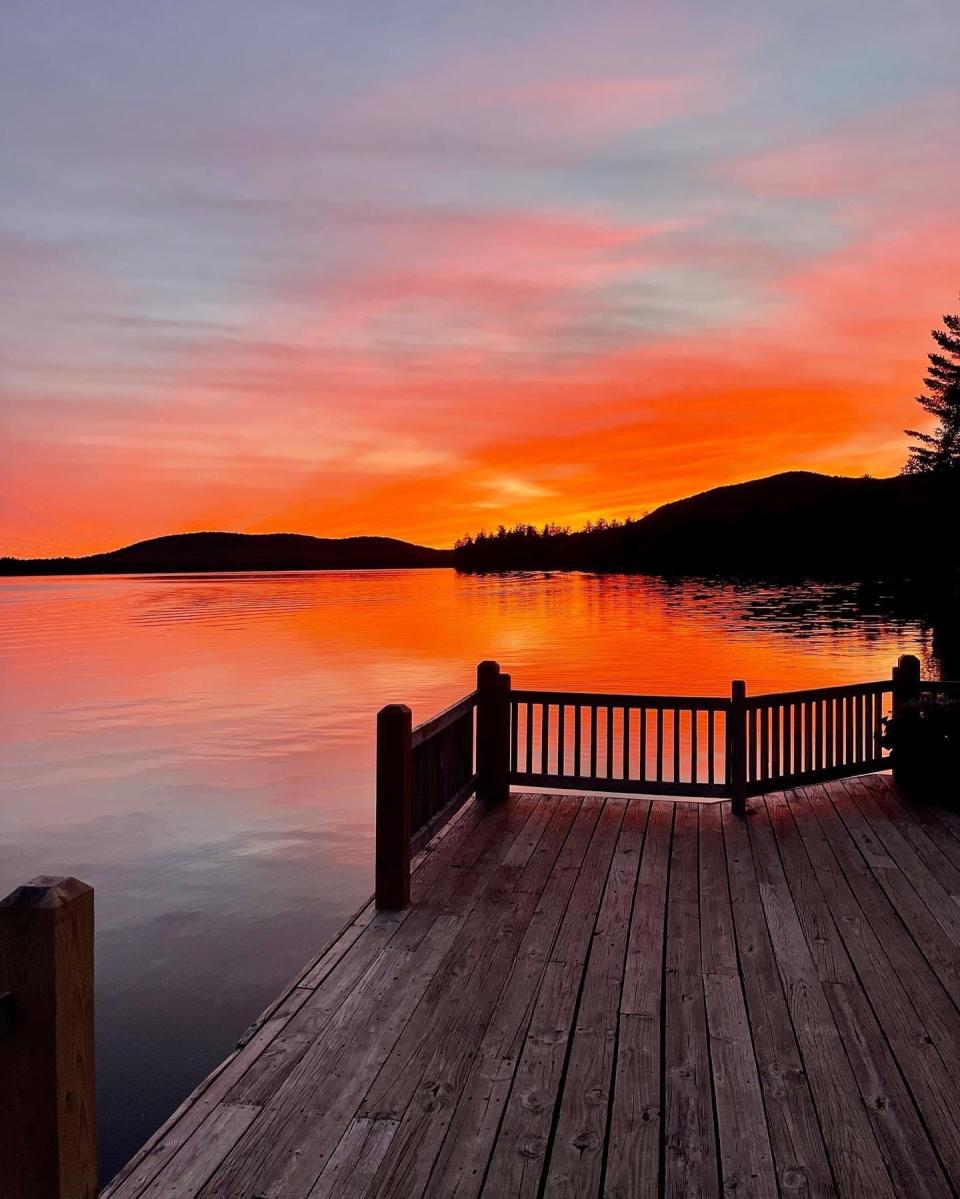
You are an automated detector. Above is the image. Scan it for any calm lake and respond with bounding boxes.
[0,568,939,1181]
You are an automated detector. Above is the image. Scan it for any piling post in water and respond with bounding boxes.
[0,876,97,1199]
[375,703,412,909]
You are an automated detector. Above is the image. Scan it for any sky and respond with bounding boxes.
[1,1,958,556]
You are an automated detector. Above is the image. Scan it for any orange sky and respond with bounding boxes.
[2,4,958,556]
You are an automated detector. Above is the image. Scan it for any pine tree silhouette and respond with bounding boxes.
[905,296,960,473]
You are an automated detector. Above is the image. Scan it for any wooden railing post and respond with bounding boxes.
[476,660,510,803]
[892,653,921,714]
[497,672,512,801]
[375,704,412,910]
[0,876,97,1199]
[730,680,748,815]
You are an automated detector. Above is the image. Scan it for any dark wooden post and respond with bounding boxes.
[730,680,748,816]
[476,661,510,803]
[497,672,512,802]
[892,653,921,714]
[375,704,412,910]
[0,876,97,1199]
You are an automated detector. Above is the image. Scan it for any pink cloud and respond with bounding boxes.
[723,91,960,207]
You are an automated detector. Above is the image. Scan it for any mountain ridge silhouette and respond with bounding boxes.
[3,470,955,577]
[0,531,452,575]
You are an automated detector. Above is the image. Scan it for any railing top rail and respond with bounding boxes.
[410,689,477,748]
[746,679,892,706]
[510,688,729,710]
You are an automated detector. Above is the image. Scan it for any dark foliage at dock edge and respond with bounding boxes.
[883,695,960,798]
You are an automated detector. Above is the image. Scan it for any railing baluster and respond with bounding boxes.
[829,700,838,762]
[510,699,519,772]
[874,691,882,760]
[656,708,664,784]
[557,703,566,777]
[782,703,792,777]
[691,707,699,785]
[590,704,598,777]
[707,709,715,784]
[541,703,550,775]
[745,706,754,785]
[795,700,805,772]
[640,707,648,782]
[606,705,614,778]
[623,705,631,781]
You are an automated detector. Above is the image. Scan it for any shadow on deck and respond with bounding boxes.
[104,774,960,1198]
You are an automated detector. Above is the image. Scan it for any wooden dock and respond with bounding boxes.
[102,772,960,1199]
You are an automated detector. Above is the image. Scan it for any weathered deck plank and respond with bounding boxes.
[105,776,960,1199]
[747,797,897,1197]
[480,798,627,1198]
[663,803,718,1198]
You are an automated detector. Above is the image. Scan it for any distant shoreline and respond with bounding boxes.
[0,531,453,577]
[4,469,957,582]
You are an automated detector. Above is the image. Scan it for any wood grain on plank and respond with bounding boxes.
[361,798,581,1197]
[424,797,603,1199]
[480,800,626,1199]
[663,804,717,1199]
[785,786,960,1190]
[605,800,674,1199]
[721,805,835,1198]
[699,806,777,1198]
[544,800,647,1197]
[747,799,897,1198]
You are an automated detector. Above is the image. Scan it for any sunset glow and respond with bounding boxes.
[2,2,958,555]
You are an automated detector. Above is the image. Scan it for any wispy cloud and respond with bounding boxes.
[1,2,958,555]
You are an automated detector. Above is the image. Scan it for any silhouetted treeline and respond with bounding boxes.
[453,471,959,581]
[454,517,638,571]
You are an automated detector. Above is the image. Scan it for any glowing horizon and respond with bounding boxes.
[2,2,958,556]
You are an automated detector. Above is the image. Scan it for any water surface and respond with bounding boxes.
[0,569,936,1179]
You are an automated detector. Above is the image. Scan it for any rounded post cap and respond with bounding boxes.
[1,876,93,909]
[477,660,501,686]
[897,654,921,676]
[377,702,411,721]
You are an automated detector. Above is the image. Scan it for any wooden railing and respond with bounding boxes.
[509,690,729,798]
[411,691,477,853]
[743,679,893,795]
[374,653,943,906]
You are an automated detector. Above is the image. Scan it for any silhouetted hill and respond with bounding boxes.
[0,532,452,576]
[453,471,957,577]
